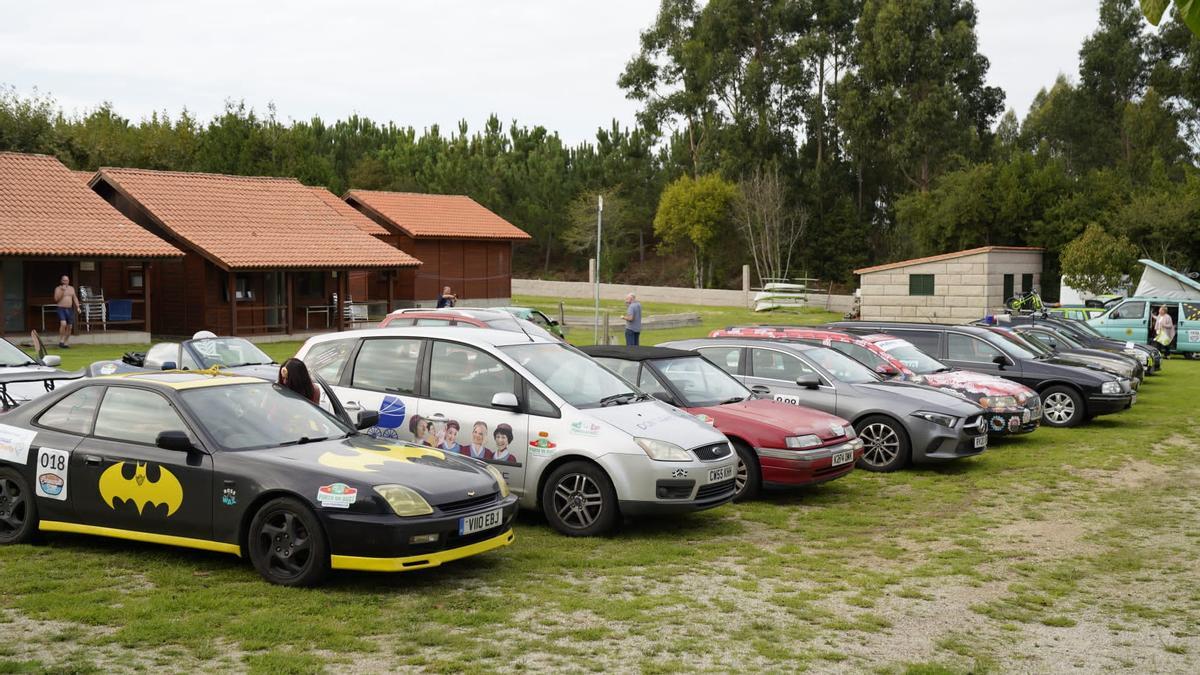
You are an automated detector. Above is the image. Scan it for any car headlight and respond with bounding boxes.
[484,464,510,498]
[844,426,857,439]
[978,395,1017,411]
[1101,380,1121,394]
[785,434,822,449]
[911,411,957,428]
[635,437,692,462]
[374,484,433,517]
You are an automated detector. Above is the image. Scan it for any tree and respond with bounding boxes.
[654,173,739,287]
[1140,0,1200,37]
[734,165,805,284]
[1060,223,1139,295]
[561,191,637,282]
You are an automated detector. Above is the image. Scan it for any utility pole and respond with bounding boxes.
[593,195,603,344]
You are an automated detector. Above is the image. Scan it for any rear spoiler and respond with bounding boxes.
[0,369,87,411]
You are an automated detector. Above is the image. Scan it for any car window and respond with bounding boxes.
[144,343,179,369]
[502,343,635,408]
[416,318,452,327]
[37,386,103,435]
[94,387,191,446]
[525,382,559,417]
[637,368,671,398]
[751,348,816,381]
[303,338,359,383]
[827,341,889,371]
[890,330,941,355]
[430,341,517,407]
[947,334,1002,363]
[181,382,350,451]
[351,339,422,394]
[697,346,742,375]
[190,338,274,368]
[803,348,877,384]
[1021,331,1055,349]
[1111,302,1146,320]
[594,358,641,384]
[383,317,414,327]
[654,356,750,407]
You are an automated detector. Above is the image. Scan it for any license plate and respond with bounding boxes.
[832,450,853,466]
[773,394,802,405]
[1131,392,1137,405]
[708,465,734,482]
[974,435,988,449]
[459,508,503,536]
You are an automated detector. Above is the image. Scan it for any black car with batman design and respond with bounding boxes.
[0,371,517,586]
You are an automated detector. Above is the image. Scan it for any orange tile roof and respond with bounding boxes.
[855,246,1044,275]
[0,152,182,258]
[345,190,531,240]
[307,186,389,236]
[72,169,96,184]
[96,168,421,270]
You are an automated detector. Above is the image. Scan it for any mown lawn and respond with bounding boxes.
[2,302,1198,673]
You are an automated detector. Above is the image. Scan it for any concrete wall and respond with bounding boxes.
[859,250,1043,324]
[512,278,856,313]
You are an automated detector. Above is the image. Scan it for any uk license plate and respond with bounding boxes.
[708,465,734,482]
[459,508,503,536]
[974,435,988,449]
[832,450,853,466]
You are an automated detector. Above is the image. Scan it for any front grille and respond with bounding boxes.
[437,492,499,515]
[963,414,987,436]
[691,442,732,461]
[696,479,735,501]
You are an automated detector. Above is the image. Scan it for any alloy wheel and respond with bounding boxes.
[734,456,748,496]
[1043,392,1075,425]
[860,423,900,468]
[0,477,27,540]
[257,510,314,579]
[551,473,604,530]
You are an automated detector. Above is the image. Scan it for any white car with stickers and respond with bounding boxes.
[296,327,738,536]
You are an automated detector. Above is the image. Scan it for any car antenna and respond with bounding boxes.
[515,317,536,343]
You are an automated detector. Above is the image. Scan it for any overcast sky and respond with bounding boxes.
[0,1,1101,145]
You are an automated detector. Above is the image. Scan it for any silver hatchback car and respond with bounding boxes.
[663,338,989,472]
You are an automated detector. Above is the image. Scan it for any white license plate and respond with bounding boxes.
[708,465,734,482]
[832,450,853,466]
[974,435,988,449]
[459,508,503,536]
[773,394,801,405]
[1131,392,1137,406]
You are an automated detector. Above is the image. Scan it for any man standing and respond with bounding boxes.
[53,275,80,349]
[622,293,642,346]
[436,286,457,308]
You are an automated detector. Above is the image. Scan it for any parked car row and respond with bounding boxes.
[0,311,1163,586]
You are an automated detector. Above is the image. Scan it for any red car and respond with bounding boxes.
[581,345,864,501]
[711,326,1042,435]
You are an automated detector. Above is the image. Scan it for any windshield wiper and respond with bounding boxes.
[599,392,639,407]
[721,396,746,404]
[279,435,329,446]
[932,367,954,373]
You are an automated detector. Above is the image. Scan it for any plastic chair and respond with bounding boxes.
[107,300,133,322]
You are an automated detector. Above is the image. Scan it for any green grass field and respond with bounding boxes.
[2,299,1198,673]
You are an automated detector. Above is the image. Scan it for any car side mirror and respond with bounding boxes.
[651,391,678,406]
[162,361,177,371]
[156,430,194,452]
[491,392,520,409]
[355,410,380,430]
[796,373,821,390]
[1047,340,1058,350]
[991,354,1010,369]
[42,355,61,367]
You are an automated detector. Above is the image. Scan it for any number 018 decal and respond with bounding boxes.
[35,447,70,501]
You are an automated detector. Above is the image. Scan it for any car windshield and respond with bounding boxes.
[0,339,37,367]
[189,338,275,368]
[982,330,1041,359]
[873,338,947,374]
[652,356,751,407]
[503,343,641,408]
[1069,320,1105,338]
[180,382,351,451]
[1046,330,1083,349]
[804,347,880,384]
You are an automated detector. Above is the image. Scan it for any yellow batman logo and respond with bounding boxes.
[318,444,445,473]
[98,462,184,516]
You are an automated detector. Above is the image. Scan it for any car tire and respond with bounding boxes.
[541,461,618,536]
[0,467,37,545]
[854,415,910,472]
[248,497,330,587]
[731,441,761,502]
[1040,385,1085,428]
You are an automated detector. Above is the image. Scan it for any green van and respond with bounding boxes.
[1087,260,1200,358]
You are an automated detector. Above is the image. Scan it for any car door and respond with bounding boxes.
[1179,301,1200,353]
[744,347,839,415]
[327,337,425,442]
[943,333,1012,378]
[1094,300,1148,341]
[27,385,105,525]
[423,339,531,495]
[70,385,213,541]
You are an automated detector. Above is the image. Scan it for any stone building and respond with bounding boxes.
[855,246,1044,323]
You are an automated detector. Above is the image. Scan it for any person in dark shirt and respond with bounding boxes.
[436,286,457,308]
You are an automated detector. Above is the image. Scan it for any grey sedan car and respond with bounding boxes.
[662,338,989,472]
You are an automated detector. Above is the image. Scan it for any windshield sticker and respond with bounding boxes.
[35,447,69,501]
[570,421,602,436]
[529,431,557,456]
[99,362,118,375]
[693,414,715,426]
[317,483,357,509]
[0,424,37,465]
[874,339,911,351]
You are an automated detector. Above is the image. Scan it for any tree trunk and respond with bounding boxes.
[543,237,552,274]
[639,228,645,264]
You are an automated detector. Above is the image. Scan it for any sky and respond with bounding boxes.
[0,0,1103,145]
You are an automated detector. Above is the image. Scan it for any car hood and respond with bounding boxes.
[693,399,850,439]
[909,370,1036,411]
[857,380,986,415]
[245,434,499,504]
[224,364,281,380]
[1040,352,1132,378]
[584,399,727,449]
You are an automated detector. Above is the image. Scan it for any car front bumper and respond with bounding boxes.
[755,439,863,487]
[910,417,988,463]
[603,451,739,516]
[1086,392,1135,416]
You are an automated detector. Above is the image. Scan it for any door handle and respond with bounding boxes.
[750,385,770,396]
[85,455,103,466]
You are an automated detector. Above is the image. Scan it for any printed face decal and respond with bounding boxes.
[99,462,183,516]
[318,444,445,473]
